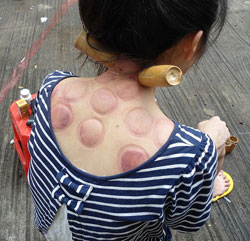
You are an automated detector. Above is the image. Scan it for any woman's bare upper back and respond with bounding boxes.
[51,70,174,176]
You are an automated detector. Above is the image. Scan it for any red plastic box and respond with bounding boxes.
[9,94,36,177]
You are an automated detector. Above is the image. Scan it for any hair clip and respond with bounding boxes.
[75,31,183,87]
[75,32,117,68]
[138,65,182,87]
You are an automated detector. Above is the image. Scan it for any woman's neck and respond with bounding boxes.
[97,60,156,103]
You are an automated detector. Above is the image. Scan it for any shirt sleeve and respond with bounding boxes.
[164,133,218,232]
[32,72,54,112]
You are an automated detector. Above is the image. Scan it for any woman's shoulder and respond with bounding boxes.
[41,70,76,86]
[174,122,204,146]
[36,71,78,101]
[170,122,217,175]
[162,122,217,169]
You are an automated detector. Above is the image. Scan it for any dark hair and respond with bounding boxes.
[78,0,227,66]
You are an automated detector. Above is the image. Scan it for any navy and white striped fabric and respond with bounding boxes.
[28,71,218,241]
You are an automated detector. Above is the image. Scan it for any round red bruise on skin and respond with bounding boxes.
[115,80,140,101]
[126,107,153,135]
[90,88,117,114]
[63,80,89,102]
[153,118,171,148]
[119,145,149,172]
[51,103,73,131]
[78,118,105,148]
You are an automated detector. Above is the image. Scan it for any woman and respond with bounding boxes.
[28,0,229,240]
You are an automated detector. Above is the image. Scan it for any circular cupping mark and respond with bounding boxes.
[51,103,73,131]
[63,81,89,102]
[125,107,153,135]
[119,145,149,172]
[115,80,140,101]
[78,118,105,148]
[90,88,117,114]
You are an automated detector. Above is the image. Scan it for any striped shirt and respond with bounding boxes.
[28,71,218,241]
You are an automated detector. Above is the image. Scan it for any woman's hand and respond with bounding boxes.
[198,116,230,149]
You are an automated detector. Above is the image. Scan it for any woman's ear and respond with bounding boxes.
[184,31,203,61]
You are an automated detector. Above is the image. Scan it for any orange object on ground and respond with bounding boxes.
[9,94,36,178]
[225,136,239,154]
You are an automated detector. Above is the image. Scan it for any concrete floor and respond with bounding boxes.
[0,0,250,240]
